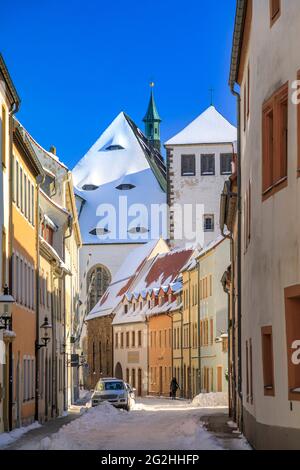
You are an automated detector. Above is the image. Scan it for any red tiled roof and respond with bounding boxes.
[144,249,193,287]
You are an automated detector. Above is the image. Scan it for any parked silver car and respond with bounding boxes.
[91,378,135,411]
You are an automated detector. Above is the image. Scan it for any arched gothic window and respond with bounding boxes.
[87,264,111,313]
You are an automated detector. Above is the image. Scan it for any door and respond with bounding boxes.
[159,367,163,396]
[217,366,223,392]
[16,353,20,427]
[138,369,142,397]
[45,353,48,420]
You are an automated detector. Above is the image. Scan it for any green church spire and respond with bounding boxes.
[143,82,161,152]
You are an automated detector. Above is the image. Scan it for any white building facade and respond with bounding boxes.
[230,0,300,449]
[165,106,236,249]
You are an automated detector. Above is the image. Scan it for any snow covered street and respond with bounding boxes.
[6,397,251,451]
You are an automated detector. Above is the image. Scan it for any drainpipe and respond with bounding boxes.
[34,178,44,423]
[8,103,19,431]
[62,212,73,412]
[180,306,183,398]
[188,271,192,399]
[230,84,243,421]
[197,259,201,395]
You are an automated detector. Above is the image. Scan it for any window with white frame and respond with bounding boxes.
[204,214,215,232]
[181,155,196,176]
[220,153,232,175]
[201,154,215,175]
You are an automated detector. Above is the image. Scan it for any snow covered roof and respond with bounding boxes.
[86,239,169,321]
[72,112,167,244]
[196,234,226,259]
[113,248,193,325]
[165,106,237,146]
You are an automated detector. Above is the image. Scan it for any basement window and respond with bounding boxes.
[261,326,275,396]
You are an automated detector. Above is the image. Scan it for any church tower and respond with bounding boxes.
[143,83,162,152]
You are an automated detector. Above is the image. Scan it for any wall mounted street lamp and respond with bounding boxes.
[36,316,52,350]
[0,286,15,330]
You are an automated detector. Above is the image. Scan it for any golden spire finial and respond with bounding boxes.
[150,81,155,88]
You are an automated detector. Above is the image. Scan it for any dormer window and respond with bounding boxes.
[128,226,149,234]
[89,227,111,236]
[124,304,128,314]
[116,184,136,191]
[82,184,99,191]
[140,302,143,310]
[105,145,125,151]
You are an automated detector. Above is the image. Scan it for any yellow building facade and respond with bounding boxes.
[11,122,44,428]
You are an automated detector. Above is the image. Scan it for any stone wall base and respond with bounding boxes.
[243,407,300,450]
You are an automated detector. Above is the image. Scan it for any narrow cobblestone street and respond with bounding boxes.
[2,398,250,451]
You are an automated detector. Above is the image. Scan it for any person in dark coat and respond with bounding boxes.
[170,377,180,400]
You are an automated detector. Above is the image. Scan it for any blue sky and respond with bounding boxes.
[1,0,236,168]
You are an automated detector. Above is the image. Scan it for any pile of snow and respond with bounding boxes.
[0,422,41,449]
[192,392,228,408]
[39,402,126,450]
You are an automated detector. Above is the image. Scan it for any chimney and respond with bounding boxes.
[49,145,56,155]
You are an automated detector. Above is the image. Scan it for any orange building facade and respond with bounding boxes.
[10,123,43,428]
[148,287,178,397]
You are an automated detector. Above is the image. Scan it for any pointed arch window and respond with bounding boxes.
[87,264,111,313]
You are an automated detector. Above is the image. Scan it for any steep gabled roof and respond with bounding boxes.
[165,106,237,146]
[72,112,167,244]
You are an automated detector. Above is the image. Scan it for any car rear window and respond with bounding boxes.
[96,381,124,391]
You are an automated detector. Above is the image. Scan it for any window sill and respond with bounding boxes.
[262,177,287,201]
[264,385,275,397]
[289,389,300,402]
